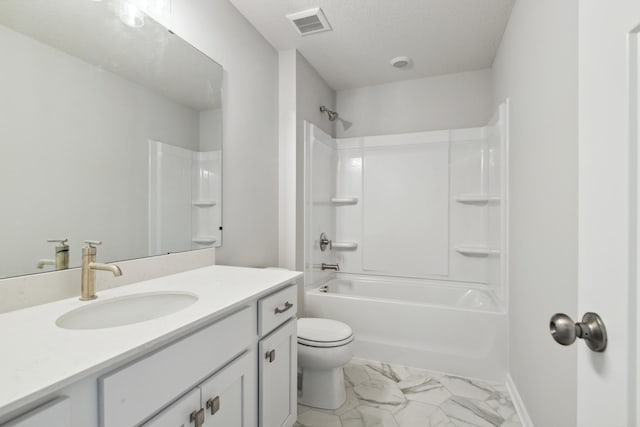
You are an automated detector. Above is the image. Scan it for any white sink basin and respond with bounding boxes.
[56,292,199,330]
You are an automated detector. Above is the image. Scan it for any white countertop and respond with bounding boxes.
[0,265,302,419]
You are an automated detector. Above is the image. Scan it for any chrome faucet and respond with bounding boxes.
[321,263,340,271]
[37,238,70,270]
[80,240,122,300]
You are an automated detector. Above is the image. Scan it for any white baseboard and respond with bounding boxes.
[505,373,534,427]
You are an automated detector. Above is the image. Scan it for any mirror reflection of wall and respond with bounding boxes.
[0,0,223,279]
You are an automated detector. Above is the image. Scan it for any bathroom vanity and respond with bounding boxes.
[0,266,301,427]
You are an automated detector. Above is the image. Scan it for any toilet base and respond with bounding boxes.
[299,366,346,410]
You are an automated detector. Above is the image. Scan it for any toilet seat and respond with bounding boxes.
[298,318,353,348]
[298,335,354,348]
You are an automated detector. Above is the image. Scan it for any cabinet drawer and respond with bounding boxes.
[258,284,297,337]
[99,305,254,427]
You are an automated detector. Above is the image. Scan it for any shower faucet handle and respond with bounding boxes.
[319,232,332,252]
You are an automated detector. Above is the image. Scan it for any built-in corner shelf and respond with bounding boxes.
[455,194,500,204]
[192,236,217,245]
[332,241,358,250]
[455,246,500,257]
[330,197,358,206]
[192,200,217,207]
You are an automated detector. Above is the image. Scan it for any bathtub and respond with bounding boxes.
[304,275,507,381]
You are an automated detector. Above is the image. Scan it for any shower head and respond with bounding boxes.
[320,105,339,121]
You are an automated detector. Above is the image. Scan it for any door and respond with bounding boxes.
[199,351,256,427]
[259,319,297,427]
[579,1,640,426]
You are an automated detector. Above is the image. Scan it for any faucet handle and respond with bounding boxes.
[319,232,332,252]
[84,240,102,248]
[47,238,68,245]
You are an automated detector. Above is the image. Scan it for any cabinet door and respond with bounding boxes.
[259,319,297,427]
[142,389,201,427]
[199,351,256,427]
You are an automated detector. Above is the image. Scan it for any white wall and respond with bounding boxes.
[278,50,297,271]
[336,69,493,138]
[296,53,337,140]
[492,0,578,425]
[278,50,337,272]
[295,52,336,271]
[153,0,281,267]
[278,50,336,308]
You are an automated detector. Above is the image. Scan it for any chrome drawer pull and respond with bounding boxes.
[206,396,220,415]
[274,301,293,314]
[190,408,205,427]
[266,349,276,363]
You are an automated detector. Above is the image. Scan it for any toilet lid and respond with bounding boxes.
[297,318,353,347]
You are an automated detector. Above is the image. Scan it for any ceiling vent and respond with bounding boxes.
[286,8,332,36]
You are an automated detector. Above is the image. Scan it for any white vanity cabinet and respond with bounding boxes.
[257,285,298,427]
[96,283,298,427]
[99,306,255,427]
[0,270,302,427]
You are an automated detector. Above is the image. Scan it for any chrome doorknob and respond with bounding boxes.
[549,312,607,352]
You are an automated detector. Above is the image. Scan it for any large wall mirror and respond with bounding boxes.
[0,0,223,279]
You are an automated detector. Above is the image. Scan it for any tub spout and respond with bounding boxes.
[321,263,340,271]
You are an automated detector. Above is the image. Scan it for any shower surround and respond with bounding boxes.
[303,103,509,381]
[148,141,222,255]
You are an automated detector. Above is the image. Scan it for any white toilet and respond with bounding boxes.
[297,318,354,410]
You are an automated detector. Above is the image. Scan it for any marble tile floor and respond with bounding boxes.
[294,358,522,427]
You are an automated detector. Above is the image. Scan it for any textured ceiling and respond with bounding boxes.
[229,0,514,91]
